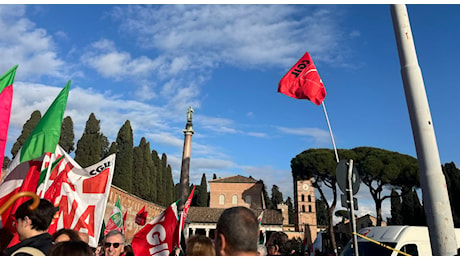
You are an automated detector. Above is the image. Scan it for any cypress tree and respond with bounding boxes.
[390,189,403,225]
[271,185,284,208]
[112,120,134,192]
[443,162,460,226]
[74,113,103,167]
[141,139,155,201]
[59,116,75,154]
[259,180,272,209]
[108,141,117,155]
[11,110,41,158]
[316,198,329,226]
[213,173,217,180]
[132,142,144,198]
[3,156,11,169]
[150,150,161,202]
[165,164,175,205]
[285,197,295,224]
[197,173,208,207]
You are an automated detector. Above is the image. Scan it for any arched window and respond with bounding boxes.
[308,195,312,202]
[219,195,225,205]
[232,195,238,205]
[309,205,312,212]
[245,195,252,205]
[302,205,306,212]
[301,195,305,202]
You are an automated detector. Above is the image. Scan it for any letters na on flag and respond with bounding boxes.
[38,145,115,248]
[132,202,180,256]
[278,52,326,105]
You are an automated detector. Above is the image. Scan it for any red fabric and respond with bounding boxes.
[135,206,148,226]
[0,85,13,168]
[122,211,127,234]
[278,51,326,105]
[132,203,179,256]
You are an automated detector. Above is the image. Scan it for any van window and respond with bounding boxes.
[397,244,418,256]
[340,241,397,256]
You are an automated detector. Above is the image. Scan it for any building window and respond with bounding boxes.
[309,205,312,212]
[232,195,238,205]
[308,195,312,202]
[219,195,225,205]
[245,195,251,205]
[302,205,306,212]
[301,195,305,202]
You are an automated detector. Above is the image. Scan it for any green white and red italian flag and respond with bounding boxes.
[0,81,70,232]
[104,196,124,235]
[0,65,18,169]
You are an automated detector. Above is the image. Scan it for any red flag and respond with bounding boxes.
[0,65,17,169]
[135,206,148,226]
[181,185,195,230]
[278,51,326,105]
[132,202,179,256]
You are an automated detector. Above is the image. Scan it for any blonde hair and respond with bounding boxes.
[186,235,215,256]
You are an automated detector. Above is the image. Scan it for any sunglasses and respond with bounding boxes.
[104,242,121,249]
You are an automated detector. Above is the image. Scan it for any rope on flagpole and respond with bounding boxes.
[321,102,339,163]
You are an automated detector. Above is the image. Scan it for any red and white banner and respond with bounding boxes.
[132,202,179,256]
[37,145,115,248]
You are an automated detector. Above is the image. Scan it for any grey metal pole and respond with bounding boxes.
[347,159,359,256]
[390,4,457,255]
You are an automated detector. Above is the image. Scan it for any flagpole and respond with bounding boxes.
[40,153,56,198]
[321,102,339,163]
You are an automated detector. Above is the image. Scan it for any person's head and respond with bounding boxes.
[51,228,81,243]
[78,231,90,244]
[266,231,289,256]
[215,206,258,256]
[123,244,134,256]
[49,240,93,256]
[14,198,57,241]
[186,235,215,256]
[103,230,125,256]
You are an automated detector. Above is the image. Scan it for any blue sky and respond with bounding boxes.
[2,4,459,222]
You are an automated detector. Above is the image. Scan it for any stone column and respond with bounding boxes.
[179,106,194,211]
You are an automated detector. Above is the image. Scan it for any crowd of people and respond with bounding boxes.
[1,198,306,256]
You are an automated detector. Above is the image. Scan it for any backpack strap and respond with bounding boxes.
[11,246,45,256]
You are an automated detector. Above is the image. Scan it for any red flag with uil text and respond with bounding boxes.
[132,202,180,256]
[278,52,326,105]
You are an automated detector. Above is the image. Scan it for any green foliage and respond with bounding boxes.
[316,198,329,226]
[11,110,41,158]
[258,180,273,209]
[197,173,208,207]
[334,209,349,222]
[443,162,460,227]
[3,156,11,169]
[400,186,426,226]
[74,113,103,167]
[59,116,75,154]
[271,185,284,208]
[389,189,403,225]
[285,197,295,224]
[112,120,134,193]
[132,138,154,200]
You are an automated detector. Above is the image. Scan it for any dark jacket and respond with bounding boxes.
[4,233,53,256]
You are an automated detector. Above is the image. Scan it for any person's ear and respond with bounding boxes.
[275,244,280,254]
[218,233,227,255]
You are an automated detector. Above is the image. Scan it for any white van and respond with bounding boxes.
[340,225,460,256]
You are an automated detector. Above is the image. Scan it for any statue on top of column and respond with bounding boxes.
[187,106,194,123]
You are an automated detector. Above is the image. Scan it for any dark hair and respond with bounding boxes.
[124,244,134,256]
[51,228,82,242]
[186,235,215,256]
[216,206,258,253]
[104,230,125,244]
[49,240,93,256]
[15,198,57,231]
[268,231,289,255]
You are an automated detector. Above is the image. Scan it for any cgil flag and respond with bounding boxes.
[0,65,18,169]
[0,82,70,232]
[176,185,196,250]
[135,205,148,226]
[278,52,326,105]
[38,145,115,248]
[132,201,180,256]
[105,196,123,235]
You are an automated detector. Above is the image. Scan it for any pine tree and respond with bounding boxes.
[59,116,75,154]
[112,120,134,192]
[11,110,41,158]
[271,185,284,208]
[390,189,403,225]
[197,173,208,207]
[74,113,103,167]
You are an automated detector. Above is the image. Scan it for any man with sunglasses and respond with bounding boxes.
[103,230,125,256]
[4,198,57,256]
